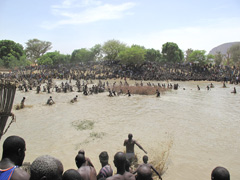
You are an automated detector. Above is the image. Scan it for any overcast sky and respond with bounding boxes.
[0,0,239,54]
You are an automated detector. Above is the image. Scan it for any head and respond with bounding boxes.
[211,167,230,180]
[143,155,148,164]
[30,155,63,180]
[2,135,26,166]
[78,150,85,156]
[136,164,152,180]
[128,134,133,140]
[75,154,86,168]
[62,169,82,180]
[113,152,126,170]
[99,151,109,165]
[50,96,52,99]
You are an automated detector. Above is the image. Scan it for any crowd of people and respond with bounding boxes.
[0,135,231,180]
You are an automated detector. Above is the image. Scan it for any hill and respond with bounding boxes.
[209,42,240,55]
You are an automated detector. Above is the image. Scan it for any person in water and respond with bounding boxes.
[0,136,30,180]
[156,89,160,97]
[47,96,55,105]
[123,134,147,163]
[20,97,26,109]
[133,155,162,180]
[231,87,236,93]
[126,90,131,97]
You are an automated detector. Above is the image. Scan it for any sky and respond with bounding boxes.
[0,0,240,55]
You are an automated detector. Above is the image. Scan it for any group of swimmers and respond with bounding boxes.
[0,135,231,180]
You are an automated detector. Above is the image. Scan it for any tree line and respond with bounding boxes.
[0,39,239,68]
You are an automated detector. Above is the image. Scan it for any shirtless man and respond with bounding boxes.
[211,166,230,180]
[78,150,94,167]
[124,134,147,162]
[106,152,135,180]
[0,136,30,180]
[75,154,97,180]
[133,155,162,180]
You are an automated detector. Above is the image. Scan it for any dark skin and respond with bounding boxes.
[0,148,30,180]
[133,156,162,180]
[76,154,97,180]
[106,152,135,180]
[124,134,147,154]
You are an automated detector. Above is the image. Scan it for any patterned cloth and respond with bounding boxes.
[0,166,17,180]
[98,164,113,179]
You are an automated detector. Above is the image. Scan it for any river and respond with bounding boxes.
[0,80,239,180]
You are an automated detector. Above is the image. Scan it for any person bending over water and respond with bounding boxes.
[231,87,236,93]
[124,134,147,163]
[46,96,55,105]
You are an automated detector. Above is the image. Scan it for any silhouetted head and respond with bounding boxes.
[75,154,86,168]
[78,150,85,155]
[99,151,109,165]
[211,166,230,180]
[128,134,133,140]
[2,135,26,166]
[143,155,148,164]
[113,152,126,169]
[136,164,152,180]
[62,169,82,180]
[30,155,63,180]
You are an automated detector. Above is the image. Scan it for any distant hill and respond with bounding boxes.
[209,42,240,55]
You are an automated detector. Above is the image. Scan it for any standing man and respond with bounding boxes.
[0,135,30,180]
[97,151,113,179]
[123,134,147,162]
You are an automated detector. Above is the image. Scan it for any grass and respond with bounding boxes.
[72,120,94,130]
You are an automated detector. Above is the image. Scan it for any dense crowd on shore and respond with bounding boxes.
[1,61,240,83]
[0,135,231,180]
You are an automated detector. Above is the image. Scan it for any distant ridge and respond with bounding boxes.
[209,42,240,55]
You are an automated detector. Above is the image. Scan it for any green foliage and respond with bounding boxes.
[214,52,223,66]
[145,48,162,62]
[102,39,127,61]
[72,120,94,131]
[71,48,94,63]
[0,40,25,68]
[25,39,52,62]
[90,44,103,61]
[162,42,184,63]
[38,51,70,65]
[229,44,240,66]
[119,45,146,65]
[187,50,208,65]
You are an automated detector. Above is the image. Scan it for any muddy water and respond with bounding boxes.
[0,80,239,180]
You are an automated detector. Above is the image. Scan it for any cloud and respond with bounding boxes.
[41,0,136,29]
[120,17,240,53]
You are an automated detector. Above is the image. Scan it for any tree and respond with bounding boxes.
[161,42,184,63]
[229,44,240,66]
[38,51,70,65]
[185,49,193,62]
[188,50,208,65]
[71,48,94,63]
[0,40,25,68]
[145,48,162,62]
[90,44,103,61]
[102,39,127,61]
[214,51,223,66]
[119,45,146,65]
[25,39,52,63]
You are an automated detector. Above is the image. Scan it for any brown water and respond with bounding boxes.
[0,80,239,180]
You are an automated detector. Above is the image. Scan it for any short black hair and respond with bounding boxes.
[211,166,230,180]
[62,169,82,180]
[2,135,25,158]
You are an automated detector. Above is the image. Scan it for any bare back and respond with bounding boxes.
[77,166,97,180]
[124,139,136,153]
[107,171,135,180]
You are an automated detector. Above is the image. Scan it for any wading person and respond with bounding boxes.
[123,134,147,163]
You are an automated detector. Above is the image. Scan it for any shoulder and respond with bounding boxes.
[124,172,135,180]
[12,167,30,180]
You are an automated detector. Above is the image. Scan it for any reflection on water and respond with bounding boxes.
[0,80,240,180]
